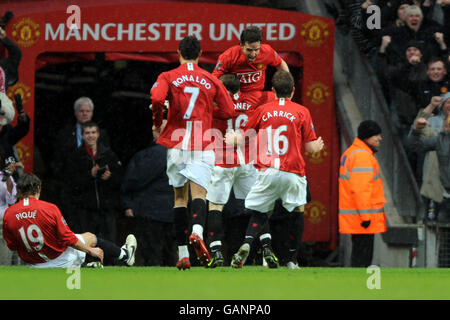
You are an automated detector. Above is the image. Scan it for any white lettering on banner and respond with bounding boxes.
[45,22,295,42]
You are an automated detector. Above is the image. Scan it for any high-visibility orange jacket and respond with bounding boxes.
[338,138,387,234]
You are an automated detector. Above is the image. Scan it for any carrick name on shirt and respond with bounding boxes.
[172,75,212,89]
[262,110,296,122]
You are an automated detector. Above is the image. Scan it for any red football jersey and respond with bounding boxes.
[2,197,79,265]
[245,98,317,176]
[212,44,282,92]
[213,90,275,167]
[151,62,235,150]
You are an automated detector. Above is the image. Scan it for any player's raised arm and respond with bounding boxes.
[276,59,290,73]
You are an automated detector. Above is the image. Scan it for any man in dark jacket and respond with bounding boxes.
[120,125,176,266]
[381,5,446,65]
[52,97,110,230]
[69,121,122,244]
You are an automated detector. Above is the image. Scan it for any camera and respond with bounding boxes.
[2,156,16,181]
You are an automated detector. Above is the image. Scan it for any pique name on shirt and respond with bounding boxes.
[172,75,211,89]
[16,210,37,220]
[262,110,296,122]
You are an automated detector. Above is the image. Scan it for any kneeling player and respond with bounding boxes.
[2,173,137,268]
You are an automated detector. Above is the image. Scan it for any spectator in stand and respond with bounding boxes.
[120,121,176,266]
[53,97,110,231]
[377,38,427,140]
[412,92,450,221]
[0,147,17,266]
[381,5,447,65]
[360,0,414,55]
[0,93,29,169]
[69,121,123,246]
[400,57,449,112]
[408,109,450,222]
[0,25,21,93]
[442,0,450,52]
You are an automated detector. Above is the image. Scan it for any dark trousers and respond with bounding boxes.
[351,234,374,267]
[136,217,176,266]
[223,215,251,265]
[78,208,117,243]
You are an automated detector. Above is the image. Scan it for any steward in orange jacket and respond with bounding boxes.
[339,123,387,235]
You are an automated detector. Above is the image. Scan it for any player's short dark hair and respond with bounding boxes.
[17,173,42,199]
[81,121,99,134]
[271,70,294,98]
[220,74,240,94]
[179,36,201,60]
[240,26,263,44]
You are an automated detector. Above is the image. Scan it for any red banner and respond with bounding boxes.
[0,0,337,247]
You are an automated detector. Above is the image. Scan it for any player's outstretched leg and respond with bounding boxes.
[85,233,137,267]
[121,234,137,266]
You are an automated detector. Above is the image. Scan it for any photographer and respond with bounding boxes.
[0,93,30,179]
[68,121,123,247]
[0,147,18,265]
[0,12,22,93]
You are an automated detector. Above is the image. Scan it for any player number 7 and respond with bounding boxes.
[183,86,199,119]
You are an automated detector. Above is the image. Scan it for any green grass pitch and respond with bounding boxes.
[1,266,449,300]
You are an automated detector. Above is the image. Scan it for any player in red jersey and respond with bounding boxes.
[206,73,275,267]
[2,174,137,268]
[151,36,235,269]
[226,71,324,269]
[212,26,289,93]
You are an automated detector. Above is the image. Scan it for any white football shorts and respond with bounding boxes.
[245,168,307,213]
[31,234,86,268]
[166,148,215,190]
[206,163,257,205]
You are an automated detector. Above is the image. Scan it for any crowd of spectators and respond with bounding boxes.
[328,0,450,222]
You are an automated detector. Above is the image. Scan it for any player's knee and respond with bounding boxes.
[81,232,97,247]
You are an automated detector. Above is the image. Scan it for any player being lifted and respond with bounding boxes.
[206,74,275,267]
[226,71,324,268]
[213,25,289,93]
[151,36,235,270]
